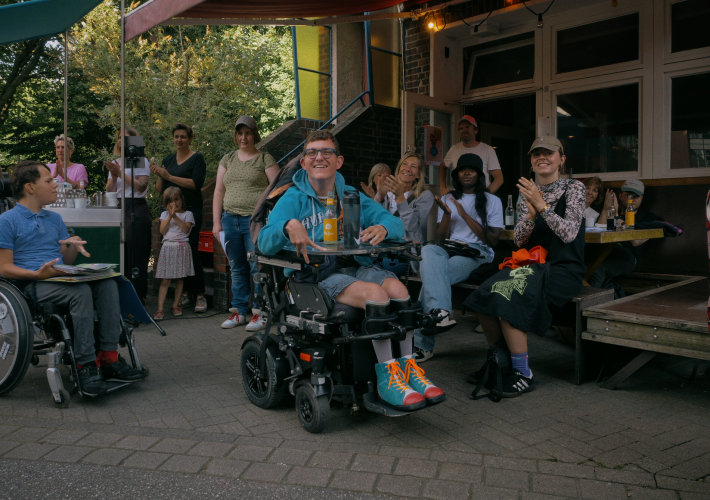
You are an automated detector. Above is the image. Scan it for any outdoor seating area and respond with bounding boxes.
[1,0,710,498]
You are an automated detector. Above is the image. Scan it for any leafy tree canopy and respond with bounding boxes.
[1,0,296,213]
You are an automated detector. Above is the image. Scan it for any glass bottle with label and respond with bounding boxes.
[505,195,514,229]
[323,191,338,244]
[625,200,636,229]
[606,193,616,231]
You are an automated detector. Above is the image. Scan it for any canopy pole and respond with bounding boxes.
[63,31,68,172]
[120,0,126,247]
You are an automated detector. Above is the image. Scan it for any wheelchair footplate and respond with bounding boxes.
[362,391,412,417]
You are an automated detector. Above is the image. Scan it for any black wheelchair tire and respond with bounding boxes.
[241,340,285,409]
[295,385,330,434]
[0,281,35,397]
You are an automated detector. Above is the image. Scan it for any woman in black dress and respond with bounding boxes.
[150,123,208,313]
[464,136,585,399]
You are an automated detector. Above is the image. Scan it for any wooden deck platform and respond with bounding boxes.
[582,276,707,388]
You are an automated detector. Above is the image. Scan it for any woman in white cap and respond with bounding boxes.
[212,116,279,330]
[464,136,586,401]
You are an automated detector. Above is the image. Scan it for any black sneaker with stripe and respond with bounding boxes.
[490,369,535,398]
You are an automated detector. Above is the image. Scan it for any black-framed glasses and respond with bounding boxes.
[304,148,337,159]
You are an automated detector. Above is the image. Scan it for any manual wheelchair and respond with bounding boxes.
[0,276,153,408]
[240,241,444,433]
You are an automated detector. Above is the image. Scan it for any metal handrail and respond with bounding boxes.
[277,90,371,165]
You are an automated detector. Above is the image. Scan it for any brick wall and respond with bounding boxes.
[334,105,402,188]
[403,0,524,95]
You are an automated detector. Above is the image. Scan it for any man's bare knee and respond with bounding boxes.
[381,278,409,300]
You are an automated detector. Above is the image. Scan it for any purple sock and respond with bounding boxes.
[511,352,531,378]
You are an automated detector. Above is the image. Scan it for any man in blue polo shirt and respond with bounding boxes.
[0,160,145,397]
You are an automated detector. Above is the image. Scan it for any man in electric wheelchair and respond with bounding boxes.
[255,130,448,417]
[0,160,147,398]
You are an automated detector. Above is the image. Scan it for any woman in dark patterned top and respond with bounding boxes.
[464,136,585,400]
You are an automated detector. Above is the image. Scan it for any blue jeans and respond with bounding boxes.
[414,243,493,351]
[222,213,257,316]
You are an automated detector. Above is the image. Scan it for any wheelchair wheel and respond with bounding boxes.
[295,385,330,434]
[0,281,35,396]
[52,389,71,409]
[241,341,285,409]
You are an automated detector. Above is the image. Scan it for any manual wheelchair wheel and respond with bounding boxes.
[52,389,71,409]
[241,341,285,409]
[0,281,35,396]
[295,385,330,434]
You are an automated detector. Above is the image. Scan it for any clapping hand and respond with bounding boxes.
[360,182,376,199]
[150,163,169,179]
[516,177,544,220]
[434,195,452,216]
[450,198,468,219]
[383,175,405,201]
[104,160,121,178]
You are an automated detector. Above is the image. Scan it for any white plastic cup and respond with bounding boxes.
[65,198,75,208]
[585,217,596,228]
[75,199,87,210]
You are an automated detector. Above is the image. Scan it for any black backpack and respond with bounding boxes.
[249,154,303,245]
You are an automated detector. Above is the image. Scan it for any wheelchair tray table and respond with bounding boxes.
[283,240,416,256]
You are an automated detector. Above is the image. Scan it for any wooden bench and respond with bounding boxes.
[582,276,707,389]
[403,276,614,385]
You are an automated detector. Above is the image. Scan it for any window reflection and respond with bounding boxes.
[671,72,710,169]
[557,84,639,174]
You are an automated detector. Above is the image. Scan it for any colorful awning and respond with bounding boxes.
[126,0,427,41]
[0,0,103,45]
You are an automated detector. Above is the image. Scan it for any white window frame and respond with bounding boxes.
[463,37,535,96]
[550,72,652,181]
[659,0,710,65]
[547,1,650,85]
[459,22,542,101]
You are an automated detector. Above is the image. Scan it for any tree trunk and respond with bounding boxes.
[0,37,48,129]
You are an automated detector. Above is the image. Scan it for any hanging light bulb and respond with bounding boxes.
[428,20,435,29]
[537,13,543,28]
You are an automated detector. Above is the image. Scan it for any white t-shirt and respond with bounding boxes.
[108,157,150,198]
[443,142,501,188]
[437,192,504,259]
[159,210,195,242]
[386,190,412,214]
[585,206,600,221]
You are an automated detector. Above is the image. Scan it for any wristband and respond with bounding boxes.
[539,204,551,215]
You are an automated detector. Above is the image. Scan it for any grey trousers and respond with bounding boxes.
[24,279,120,366]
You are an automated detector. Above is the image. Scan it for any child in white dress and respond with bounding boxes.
[154,187,195,319]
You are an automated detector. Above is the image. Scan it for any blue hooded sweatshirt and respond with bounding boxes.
[257,169,405,271]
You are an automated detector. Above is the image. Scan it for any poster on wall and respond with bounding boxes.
[424,125,443,166]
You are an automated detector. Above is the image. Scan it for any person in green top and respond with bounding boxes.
[212,116,280,330]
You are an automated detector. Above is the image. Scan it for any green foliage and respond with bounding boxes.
[1,0,296,216]
[70,1,295,215]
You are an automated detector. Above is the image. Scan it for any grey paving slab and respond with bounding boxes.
[1,306,709,500]
[285,466,334,488]
[158,455,209,473]
[122,451,171,470]
[82,448,133,466]
[41,445,94,463]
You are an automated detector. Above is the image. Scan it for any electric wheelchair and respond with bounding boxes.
[0,276,151,407]
[240,241,444,433]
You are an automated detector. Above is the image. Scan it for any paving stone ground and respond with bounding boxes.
[1,301,709,500]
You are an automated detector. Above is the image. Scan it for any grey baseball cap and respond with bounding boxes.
[235,115,258,131]
[621,179,645,196]
[528,136,564,155]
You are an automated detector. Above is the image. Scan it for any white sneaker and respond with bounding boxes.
[412,346,434,363]
[422,309,457,335]
[245,312,267,332]
[221,312,246,329]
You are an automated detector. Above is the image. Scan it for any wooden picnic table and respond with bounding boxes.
[499,228,664,280]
